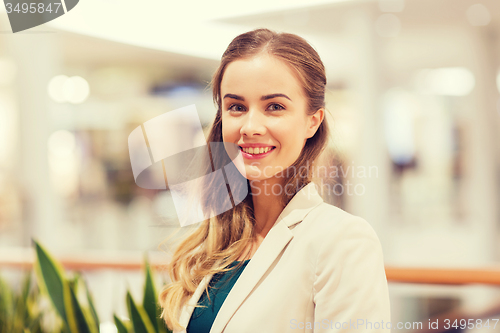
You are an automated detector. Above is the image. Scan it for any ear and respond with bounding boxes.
[306,108,324,139]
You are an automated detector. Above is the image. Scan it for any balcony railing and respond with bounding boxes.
[1,249,500,285]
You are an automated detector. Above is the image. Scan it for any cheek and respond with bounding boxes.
[276,122,306,150]
[222,122,236,141]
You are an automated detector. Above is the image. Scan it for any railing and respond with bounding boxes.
[2,250,500,285]
[2,251,500,333]
[0,249,170,271]
[385,266,500,286]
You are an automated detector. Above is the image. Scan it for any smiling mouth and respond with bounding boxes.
[239,146,276,155]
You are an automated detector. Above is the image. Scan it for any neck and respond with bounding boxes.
[249,177,286,239]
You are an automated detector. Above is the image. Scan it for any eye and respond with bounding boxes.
[227,104,246,112]
[267,103,285,111]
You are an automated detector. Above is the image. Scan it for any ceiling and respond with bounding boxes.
[2,0,499,85]
[55,0,500,65]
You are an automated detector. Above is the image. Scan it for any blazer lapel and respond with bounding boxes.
[174,272,213,333]
[174,182,324,333]
[209,182,324,333]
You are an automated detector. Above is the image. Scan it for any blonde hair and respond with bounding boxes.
[159,28,330,331]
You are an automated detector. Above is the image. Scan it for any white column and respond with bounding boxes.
[342,7,391,243]
[5,29,65,249]
[464,26,499,262]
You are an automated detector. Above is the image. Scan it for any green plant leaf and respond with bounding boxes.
[75,272,100,328]
[114,314,129,333]
[126,291,155,333]
[156,298,169,333]
[33,241,66,321]
[26,283,44,333]
[32,240,78,333]
[27,314,43,333]
[69,283,98,333]
[0,275,13,332]
[21,272,32,302]
[86,287,100,328]
[142,256,159,332]
[12,286,26,332]
[158,316,171,333]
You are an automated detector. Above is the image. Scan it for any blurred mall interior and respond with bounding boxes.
[1,0,500,331]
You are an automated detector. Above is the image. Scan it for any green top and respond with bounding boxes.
[186,260,250,333]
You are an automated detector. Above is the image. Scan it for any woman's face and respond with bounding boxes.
[221,53,323,182]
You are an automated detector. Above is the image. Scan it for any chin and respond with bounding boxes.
[244,174,265,181]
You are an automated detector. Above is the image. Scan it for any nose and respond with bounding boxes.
[240,108,266,137]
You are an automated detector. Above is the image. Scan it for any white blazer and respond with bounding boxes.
[174,182,391,333]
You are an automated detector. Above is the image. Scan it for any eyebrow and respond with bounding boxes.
[223,93,292,102]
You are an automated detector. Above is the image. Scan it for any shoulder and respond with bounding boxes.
[301,202,381,246]
[306,206,391,325]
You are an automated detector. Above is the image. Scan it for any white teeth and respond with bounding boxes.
[241,147,273,155]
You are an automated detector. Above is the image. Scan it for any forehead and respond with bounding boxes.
[220,54,304,99]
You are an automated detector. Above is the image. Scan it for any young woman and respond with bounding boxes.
[159,28,390,333]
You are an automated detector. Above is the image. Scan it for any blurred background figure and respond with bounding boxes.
[0,0,499,331]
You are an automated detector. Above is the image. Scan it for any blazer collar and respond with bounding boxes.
[175,182,324,333]
[275,181,325,229]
